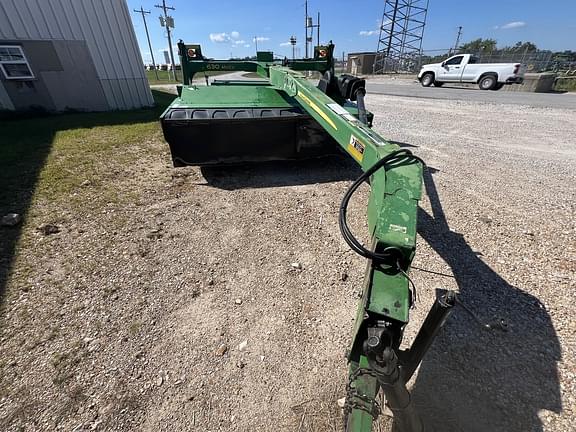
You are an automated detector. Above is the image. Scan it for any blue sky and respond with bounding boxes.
[127,0,576,63]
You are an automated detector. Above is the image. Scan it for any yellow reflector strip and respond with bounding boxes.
[298,92,338,130]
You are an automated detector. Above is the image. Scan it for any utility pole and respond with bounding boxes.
[155,0,177,81]
[133,6,158,81]
[317,12,320,47]
[304,0,308,58]
[290,36,297,60]
[304,2,321,58]
[453,26,463,54]
[254,36,258,53]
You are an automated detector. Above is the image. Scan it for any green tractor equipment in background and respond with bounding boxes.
[160,41,458,432]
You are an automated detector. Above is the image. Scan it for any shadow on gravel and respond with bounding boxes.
[0,90,172,312]
[412,168,561,432]
[200,153,362,190]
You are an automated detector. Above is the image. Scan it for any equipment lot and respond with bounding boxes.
[0,90,574,431]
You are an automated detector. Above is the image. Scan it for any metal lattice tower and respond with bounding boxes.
[374,0,429,73]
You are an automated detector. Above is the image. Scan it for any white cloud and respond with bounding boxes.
[497,21,527,30]
[253,36,270,42]
[359,30,378,36]
[207,32,251,49]
[280,41,298,47]
[210,31,247,44]
[209,32,230,43]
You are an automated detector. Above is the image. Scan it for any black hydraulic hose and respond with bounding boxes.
[355,89,368,125]
[338,149,425,264]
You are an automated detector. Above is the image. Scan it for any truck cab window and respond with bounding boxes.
[445,56,463,66]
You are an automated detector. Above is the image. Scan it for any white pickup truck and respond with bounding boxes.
[418,54,525,90]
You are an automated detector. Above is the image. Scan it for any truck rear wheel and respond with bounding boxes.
[479,75,497,90]
[420,73,434,87]
[491,83,504,91]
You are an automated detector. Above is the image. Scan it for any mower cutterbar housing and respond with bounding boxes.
[160,41,372,166]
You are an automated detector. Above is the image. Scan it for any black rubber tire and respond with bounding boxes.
[492,83,505,91]
[479,75,497,90]
[433,82,444,87]
[420,73,434,87]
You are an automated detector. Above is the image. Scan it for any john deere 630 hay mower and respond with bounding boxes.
[160,41,460,432]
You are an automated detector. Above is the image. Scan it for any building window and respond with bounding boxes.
[0,46,34,80]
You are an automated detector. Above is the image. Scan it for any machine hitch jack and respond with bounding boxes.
[358,291,456,432]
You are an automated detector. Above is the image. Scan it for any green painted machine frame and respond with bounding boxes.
[178,42,336,84]
[173,41,457,432]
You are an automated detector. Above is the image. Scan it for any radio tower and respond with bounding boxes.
[374,0,429,74]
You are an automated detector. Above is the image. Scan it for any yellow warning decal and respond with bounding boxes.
[298,92,338,130]
[347,135,365,162]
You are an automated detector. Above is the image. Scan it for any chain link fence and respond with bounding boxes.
[470,50,553,73]
[346,49,576,76]
[369,49,570,74]
[418,49,558,73]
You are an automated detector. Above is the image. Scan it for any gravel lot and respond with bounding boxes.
[1,93,574,432]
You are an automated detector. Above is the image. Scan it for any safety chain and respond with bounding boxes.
[343,367,381,420]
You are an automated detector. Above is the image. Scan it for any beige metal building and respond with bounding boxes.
[347,52,377,75]
[0,0,153,112]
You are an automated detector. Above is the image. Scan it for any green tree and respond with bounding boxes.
[502,41,538,52]
[458,38,497,54]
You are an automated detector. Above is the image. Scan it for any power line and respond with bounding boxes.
[312,12,321,48]
[133,6,159,81]
[155,0,177,81]
[304,0,309,58]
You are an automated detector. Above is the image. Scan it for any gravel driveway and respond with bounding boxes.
[1,94,574,432]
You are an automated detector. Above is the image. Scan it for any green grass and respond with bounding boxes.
[554,77,576,92]
[0,90,173,210]
[146,69,179,85]
[0,90,175,306]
